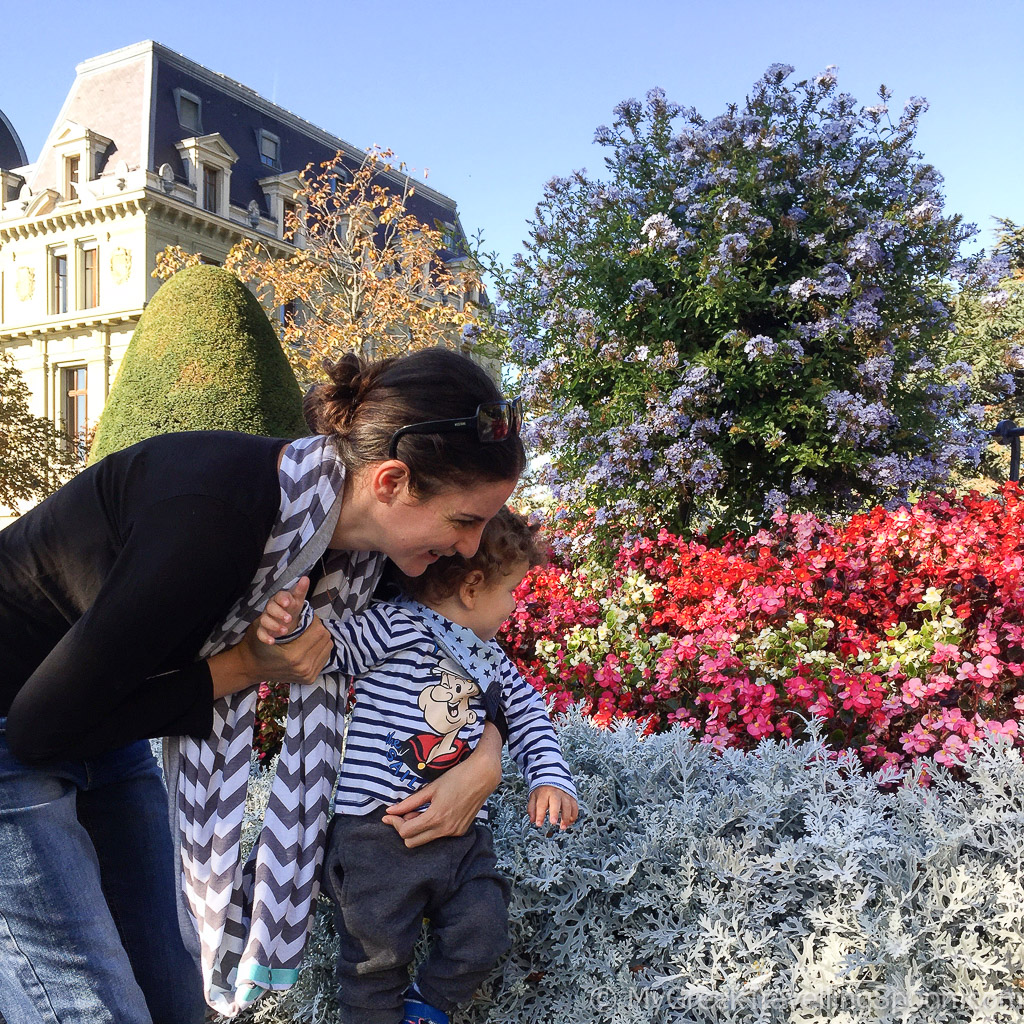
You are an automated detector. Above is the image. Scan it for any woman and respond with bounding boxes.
[0,348,524,1024]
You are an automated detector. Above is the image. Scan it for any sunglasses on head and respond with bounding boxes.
[388,397,523,459]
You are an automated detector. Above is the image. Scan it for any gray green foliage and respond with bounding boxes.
[89,265,307,463]
[228,712,1024,1024]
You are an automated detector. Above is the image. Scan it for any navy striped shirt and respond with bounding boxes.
[318,601,576,821]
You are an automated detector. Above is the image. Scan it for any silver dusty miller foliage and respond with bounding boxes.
[220,710,1023,1024]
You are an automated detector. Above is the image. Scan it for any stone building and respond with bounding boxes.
[0,40,478,523]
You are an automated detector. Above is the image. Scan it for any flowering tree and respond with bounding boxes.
[492,66,981,538]
[0,351,79,511]
[156,149,485,378]
[949,223,1024,484]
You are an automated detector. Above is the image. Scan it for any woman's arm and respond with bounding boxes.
[380,721,504,847]
[7,495,274,763]
[208,578,335,698]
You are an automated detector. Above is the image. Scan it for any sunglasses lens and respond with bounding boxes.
[478,403,507,441]
[477,398,522,441]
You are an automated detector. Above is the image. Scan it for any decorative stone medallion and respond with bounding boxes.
[15,266,34,301]
[110,247,132,284]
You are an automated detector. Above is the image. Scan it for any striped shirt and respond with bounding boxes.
[318,600,576,821]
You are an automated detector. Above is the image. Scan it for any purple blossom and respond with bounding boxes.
[857,355,895,390]
[994,373,1016,398]
[716,233,750,264]
[789,278,815,301]
[790,475,817,496]
[641,213,680,250]
[847,300,883,331]
[847,231,884,269]
[629,278,658,302]
[824,389,898,444]
[817,263,851,297]
[744,334,777,360]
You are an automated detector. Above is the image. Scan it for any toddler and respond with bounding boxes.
[258,508,578,1024]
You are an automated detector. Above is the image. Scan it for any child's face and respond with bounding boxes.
[464,559,531,641]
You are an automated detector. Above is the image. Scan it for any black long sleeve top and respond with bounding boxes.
[0,430,288,764]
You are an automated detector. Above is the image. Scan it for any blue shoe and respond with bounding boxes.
[402,996,449,1024]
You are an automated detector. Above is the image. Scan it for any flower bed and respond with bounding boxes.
[499,486,1024,769]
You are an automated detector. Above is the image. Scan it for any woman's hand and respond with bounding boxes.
[381,721,504,847]
[207,578,333,698]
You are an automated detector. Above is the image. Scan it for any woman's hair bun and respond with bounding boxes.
[303,353,374,435]
[302,346,525,496]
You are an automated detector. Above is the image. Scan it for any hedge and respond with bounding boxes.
[89,264,306,462]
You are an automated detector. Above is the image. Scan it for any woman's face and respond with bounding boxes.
[383,477,517,577]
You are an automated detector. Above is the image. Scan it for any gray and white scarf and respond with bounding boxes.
[163,434,384,1016]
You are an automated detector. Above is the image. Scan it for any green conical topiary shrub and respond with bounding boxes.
[89,264,307,463]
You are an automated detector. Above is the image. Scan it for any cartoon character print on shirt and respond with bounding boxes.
[393,659,482,784]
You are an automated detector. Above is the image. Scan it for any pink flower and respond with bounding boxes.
[900,724,935,755]
[984,719,1019,740]
[901,677,926,708]
[976,655,1001,678]
[930,642,960,663]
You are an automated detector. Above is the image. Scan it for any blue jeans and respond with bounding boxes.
[0,719,205,1024]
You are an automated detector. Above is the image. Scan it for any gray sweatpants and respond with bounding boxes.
[322,811,512,1024]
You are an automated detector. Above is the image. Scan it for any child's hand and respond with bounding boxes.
[527,785,578,831]
[255,577,309,645]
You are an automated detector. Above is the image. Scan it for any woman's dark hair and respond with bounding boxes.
[303,348,525,495]
[395,507,545,604]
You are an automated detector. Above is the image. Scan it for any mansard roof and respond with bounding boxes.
[23,41,464,247]
[0,108,28,170]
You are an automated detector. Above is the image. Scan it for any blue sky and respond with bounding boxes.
[2,0,1021,268]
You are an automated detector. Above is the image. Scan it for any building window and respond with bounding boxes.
[81,244,99,309]
[203,165,219,213]
[259,131,280,168]
[66,155,80,200]
[174,88,203,133]
[282,198,299,238]
[62,365,88,461]
[51,249,69,314]
[278,299,297,330]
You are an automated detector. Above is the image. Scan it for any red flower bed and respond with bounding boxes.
[499,486,1024,768]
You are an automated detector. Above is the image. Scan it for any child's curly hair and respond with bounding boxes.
[394,507,544,605]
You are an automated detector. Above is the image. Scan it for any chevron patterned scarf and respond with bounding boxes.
[163,434,384,1016]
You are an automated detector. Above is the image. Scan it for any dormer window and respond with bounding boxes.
[175,133,239,219]
[51,122,112,202]
[203,165,220,213]
[66,156,80,200]
[259,170,305,243]
[174,88,203,133]
[258,130,280,169]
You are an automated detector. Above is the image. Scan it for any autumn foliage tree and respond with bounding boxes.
[155,148,485,377]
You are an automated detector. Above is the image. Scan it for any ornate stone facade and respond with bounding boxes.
[0,41,474,524]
